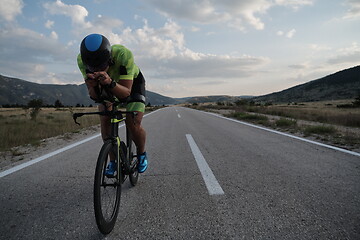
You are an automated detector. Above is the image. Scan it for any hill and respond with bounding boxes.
[1,65,359,106]
[185,95,240,104]
[0,75,178,106]
[253,65,360,103]
[0,75,92,106]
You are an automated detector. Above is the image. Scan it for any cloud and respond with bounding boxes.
[343,0,360,19]
[147,0,230,24]
[277,29,296,38]
[45,20,54,29]
[288,63,308,69]
[144,0,313,31]
[106,19,269,85]
[0,25,74,83]
[275,0,313,10]
[190,26,200,32]
[110,19,184,60]
[286,29,296,38]
[0,0,24,21]
[153,52,269,80]
[87,15,123,36]
[43,1,123,37]
[50,31,58,40]
[0,26,72,61]
[327,42,360,64]
[43,0,92,29]
[309,44,331,51]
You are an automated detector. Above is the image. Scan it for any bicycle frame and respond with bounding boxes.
[72,102,137,178]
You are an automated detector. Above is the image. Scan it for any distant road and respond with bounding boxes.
[1,107,359,239]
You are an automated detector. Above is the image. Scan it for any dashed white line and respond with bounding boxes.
[178,114,181,118]
[186,134,224,195]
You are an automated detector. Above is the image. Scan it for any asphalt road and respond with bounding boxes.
[0,107,359,239]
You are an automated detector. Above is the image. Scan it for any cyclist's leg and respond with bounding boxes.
[126,71,147,155]
[126,109,147,173]
[99,103,117,175]
[125,108,146,154]
[99,103,113,141]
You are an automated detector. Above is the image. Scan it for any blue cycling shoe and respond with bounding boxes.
[105,161,116,177]
[137,152,148,173]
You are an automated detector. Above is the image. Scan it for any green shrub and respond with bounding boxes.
[276,118,297,128]
[303,125,337,136]
[230,112,268,122]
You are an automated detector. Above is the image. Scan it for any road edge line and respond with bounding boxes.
[0,108,165,178]
[192,108,360,157]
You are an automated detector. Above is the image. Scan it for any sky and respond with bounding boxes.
[0,0,359,98]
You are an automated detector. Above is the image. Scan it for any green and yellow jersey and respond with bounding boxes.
[77,44,140,82]
[77,44,145,113]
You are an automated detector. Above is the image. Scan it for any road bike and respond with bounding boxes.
[73,101,139,234]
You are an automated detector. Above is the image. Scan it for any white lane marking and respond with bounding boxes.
[197,110,360,158]
[186,134,225,195]
[178,114,181,118]
[0,108,165,178]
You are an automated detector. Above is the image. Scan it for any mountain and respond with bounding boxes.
[253,65,360,103]
[1,65,359,106]
[0,75,177,106]
[185,95,240,104]
[146,91,181,106]
[0,75,92,106]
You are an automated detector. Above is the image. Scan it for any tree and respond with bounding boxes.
[27,99,43,121]
[353,94,360,107]
[54,99,64,108]
[235,99,248,106]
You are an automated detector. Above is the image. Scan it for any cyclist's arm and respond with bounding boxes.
[82,77,102,102]
[78,54,101,100]
[92,71,132,99]
[112,79,133,99]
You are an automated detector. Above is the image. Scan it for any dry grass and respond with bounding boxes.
[0,107,100,151]
[246,100,360,128]
[190,99,360,150]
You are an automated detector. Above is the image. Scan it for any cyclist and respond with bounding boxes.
[77,33,148,174]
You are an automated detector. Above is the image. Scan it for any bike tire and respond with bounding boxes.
[93,141,121,235]
[127,130,139,186]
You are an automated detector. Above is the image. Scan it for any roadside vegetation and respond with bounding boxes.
[188,98,360,151]
[0,107,99,152]
[0,99,162,153]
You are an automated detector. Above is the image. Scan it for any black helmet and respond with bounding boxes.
[80,34,111,72]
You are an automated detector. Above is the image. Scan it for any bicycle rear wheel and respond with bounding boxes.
[127,129,139,186]
[94,141,121,234]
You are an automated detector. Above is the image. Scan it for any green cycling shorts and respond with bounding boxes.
[126,102,145,113]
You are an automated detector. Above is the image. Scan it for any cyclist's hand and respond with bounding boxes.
[84,75,99,88]
[94,72,111,86]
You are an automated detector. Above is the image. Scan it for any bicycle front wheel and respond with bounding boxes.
[94,141,121,235]
[127,130,139,186]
